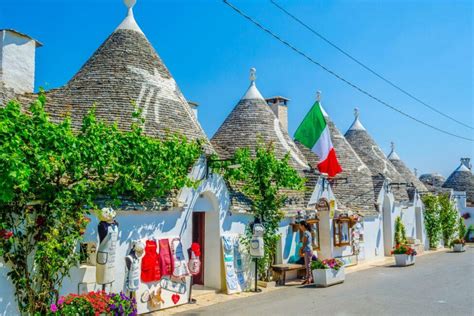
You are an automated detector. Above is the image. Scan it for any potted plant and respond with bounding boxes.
[451,238,465,252]
[452,217,467,252]
[391,244,417,266]
[311,258,345,287]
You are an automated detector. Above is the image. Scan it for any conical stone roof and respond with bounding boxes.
[43,1,210,148]
[325,112,377,213]
[295,102,377,214]
[387,142,428,194]
[344,109,409,202]
[442,159,474,203]
[211,69,309,172]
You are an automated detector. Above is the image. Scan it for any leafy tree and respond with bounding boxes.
[438,193,458,247]
[394,216,407,245]
[421,194,442,248]
[217,141,305,281]
[0,94,202,314]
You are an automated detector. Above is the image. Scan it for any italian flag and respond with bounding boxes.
[294,101,342,177]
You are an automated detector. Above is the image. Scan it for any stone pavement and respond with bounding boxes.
[151,247,457,315]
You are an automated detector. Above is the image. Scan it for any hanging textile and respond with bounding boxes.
[141,240,161,282]
[159,238,173,277]
[96,221,119,285]
[170,238,190,278]
[188,243,201,276]
[221,235,241,294]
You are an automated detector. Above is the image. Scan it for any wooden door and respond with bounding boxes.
[192,212,205,285]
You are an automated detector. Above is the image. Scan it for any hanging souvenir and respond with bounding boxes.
[141,240,161,282]
[222,235,241,294]
[188,243,201,276]
[96,207,118,285]
[125,241,145,292]
[171,238,190,278]
[160,276,187,294]
[159,239,173,276]
[148,289,164,308]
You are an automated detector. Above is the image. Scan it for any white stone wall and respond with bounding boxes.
[454,191,474,229]
[0,31,37,94]
[359,215,384,261]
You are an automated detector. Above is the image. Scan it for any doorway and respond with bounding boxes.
[192,212,205,285]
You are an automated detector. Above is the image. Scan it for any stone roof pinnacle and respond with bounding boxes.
[116,0,144,34]
[242,67,264,100]
[348,107,366,131]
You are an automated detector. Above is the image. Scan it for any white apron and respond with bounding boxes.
[125,255,140,291]
[96,223,118,284]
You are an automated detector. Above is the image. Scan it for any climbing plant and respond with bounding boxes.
[0,93,202,314]
[438,193,458,247]
[216,141,305,281]
[394,216,407,245]
[421,194,442,249]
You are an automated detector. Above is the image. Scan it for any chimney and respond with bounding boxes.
[460,158,471,170]
[187,101,199,119]
[0,29,42,94]
[266,96,290,132]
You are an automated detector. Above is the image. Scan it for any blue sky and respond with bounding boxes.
[1,0,472,177]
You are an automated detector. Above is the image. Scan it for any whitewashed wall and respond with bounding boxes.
[359,215,384,261]
[454,192,474,229]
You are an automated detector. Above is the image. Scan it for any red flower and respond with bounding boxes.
[0,229,13,240]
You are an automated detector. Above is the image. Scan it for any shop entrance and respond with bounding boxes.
[192,212,205,285]
[191,191,222,290]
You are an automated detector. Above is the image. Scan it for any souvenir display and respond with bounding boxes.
[149,289,164,308]
[125,241,145,293]
[159,238,173,276]
[170,238,190,278]
[171,293,180,305]
[141,240,161,282]
[96,207,118,285]
[222,235,241,294]
[188,243,201,276]
[159,276,187,294]
[233,237,248,290]
[140,290,150,303]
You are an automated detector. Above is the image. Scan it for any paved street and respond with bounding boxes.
[177,247,474,316]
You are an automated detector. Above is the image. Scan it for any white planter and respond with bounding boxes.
[394,254,415,266]
[312,267,345,287]
[453,244,465,252]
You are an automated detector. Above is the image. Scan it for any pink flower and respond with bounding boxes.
[58,296,65,305]
[50,304,58,312]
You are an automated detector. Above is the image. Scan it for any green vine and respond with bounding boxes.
[0,93,202,314]
[216,141,305,281]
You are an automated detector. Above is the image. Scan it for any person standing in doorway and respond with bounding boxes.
[300,221,313,285]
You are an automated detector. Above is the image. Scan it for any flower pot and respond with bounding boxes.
[394,254,415,266]
[453,244,465,252]
[312,267,345,287]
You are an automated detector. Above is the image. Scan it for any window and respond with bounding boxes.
[307,219,320,251]
[334,218,351,246]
